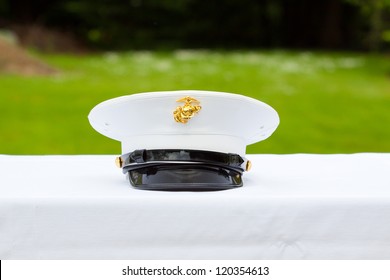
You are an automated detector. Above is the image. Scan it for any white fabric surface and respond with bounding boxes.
[0,153,389,260]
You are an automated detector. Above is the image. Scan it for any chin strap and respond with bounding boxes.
[116,149,251,174]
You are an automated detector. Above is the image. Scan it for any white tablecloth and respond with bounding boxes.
[1,154,390,260]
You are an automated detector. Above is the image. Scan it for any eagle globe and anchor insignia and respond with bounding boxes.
[173,96,201,124]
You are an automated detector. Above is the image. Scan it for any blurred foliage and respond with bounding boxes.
[346,0,390,50]
[0,0,390,51]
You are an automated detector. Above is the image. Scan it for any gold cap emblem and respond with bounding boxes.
[173,96,201,124]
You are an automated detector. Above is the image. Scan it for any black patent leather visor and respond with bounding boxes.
[128,165,242,191]
[120,149,247,191]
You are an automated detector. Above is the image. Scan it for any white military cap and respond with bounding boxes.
[88,90,279,191]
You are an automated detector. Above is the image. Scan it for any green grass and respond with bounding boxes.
[1,50,390,155]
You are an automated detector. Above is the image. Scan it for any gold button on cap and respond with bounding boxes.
[115,156,123,168]
[245,160,252,171]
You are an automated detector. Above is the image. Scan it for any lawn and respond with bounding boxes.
[1,50,390,155]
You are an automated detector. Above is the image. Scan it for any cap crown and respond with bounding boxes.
[88,90,279,155]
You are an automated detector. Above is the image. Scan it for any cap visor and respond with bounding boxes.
[128,165,243,191]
